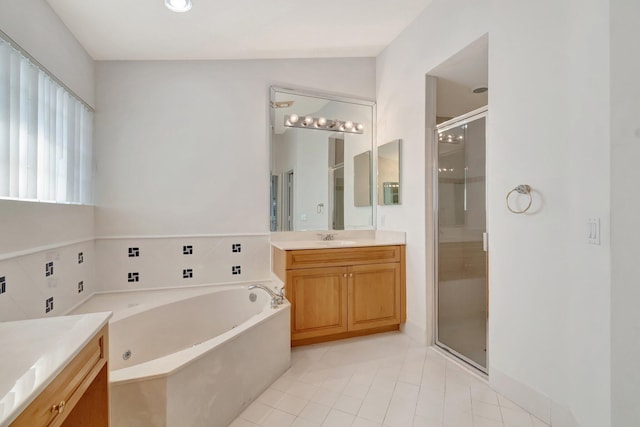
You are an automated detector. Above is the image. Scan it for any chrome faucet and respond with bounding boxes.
[317,233,337,241]
[248,284,285,309]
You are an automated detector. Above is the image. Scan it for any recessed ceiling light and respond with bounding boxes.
[165,0,192,13]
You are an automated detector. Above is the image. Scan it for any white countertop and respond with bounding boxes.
[0,312,112,426]
[270,230,405,251]
[271,239,405,251]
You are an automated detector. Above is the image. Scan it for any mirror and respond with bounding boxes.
[270,87,375,231]
[377,139,401,205]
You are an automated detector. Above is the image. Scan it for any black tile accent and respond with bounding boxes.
[45,297,54,313]
[45,262,54,277]
[78,252,84,264]
[78,281,84,293]
[232,265,241,275]
[128,247,140,257]
[128,272,140,283]
[232,243,241,253]
[0,276,5,294]
[183,245,193,255]
[183,269,193,279]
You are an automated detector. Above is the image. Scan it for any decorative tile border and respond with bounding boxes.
[0,234,270,322]
[45,296,54,313]
[95,235,270,291]
[0,240,95,322]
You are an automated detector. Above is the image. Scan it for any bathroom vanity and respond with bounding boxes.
[272,240,406,346]
[1,313,111,427]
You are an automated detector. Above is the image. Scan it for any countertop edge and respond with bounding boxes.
[0,312,112,426]
[270,241,406,251]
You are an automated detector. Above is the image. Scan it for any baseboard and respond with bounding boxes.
[552,400,581,427]
[401,319,427,345]
[490,368,580,426]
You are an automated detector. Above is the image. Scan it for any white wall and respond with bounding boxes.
[610,0,640,425]
[94,58,375,237]
[0,0,95,107]
[376,0,611,425]
[0,201,94,256]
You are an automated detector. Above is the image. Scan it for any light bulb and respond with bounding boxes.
[344,121,353,130]
[304,116,314,125]
[289,114,299,124]
[317,117,327,126]
[356,123,364,131]
[165,0,192,12]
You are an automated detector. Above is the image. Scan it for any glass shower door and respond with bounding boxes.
[436,109,487,372]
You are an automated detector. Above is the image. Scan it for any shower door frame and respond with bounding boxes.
[433,106,489,374]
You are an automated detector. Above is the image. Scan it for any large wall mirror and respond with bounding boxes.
[269,87,375,231]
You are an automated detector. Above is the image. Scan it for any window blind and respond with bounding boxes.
[0,37,93,204]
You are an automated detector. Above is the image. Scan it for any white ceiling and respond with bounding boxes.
[45,0,432,60]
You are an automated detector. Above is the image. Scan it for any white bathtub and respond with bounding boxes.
[71,284,291,427]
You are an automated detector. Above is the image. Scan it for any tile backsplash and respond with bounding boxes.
[0,234,270,322]
[95,235,270,292]
[0,240,96,322]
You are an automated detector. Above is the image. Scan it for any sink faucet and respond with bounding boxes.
[317,233,337,241]
[248,284,285,309]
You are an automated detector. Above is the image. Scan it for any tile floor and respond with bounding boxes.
[230,332,548,427]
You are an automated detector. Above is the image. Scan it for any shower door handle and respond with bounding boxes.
[483,232,488,252]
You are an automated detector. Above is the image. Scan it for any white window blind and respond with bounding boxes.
[0,37,93,204]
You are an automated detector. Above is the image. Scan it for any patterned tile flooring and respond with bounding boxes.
[230,332,548,427]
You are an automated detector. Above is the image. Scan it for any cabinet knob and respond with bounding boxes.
[343,273,347,278]
[349,273,353,277]
[51,400,66,414]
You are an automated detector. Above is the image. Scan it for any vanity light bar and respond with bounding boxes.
[284,114,364,134]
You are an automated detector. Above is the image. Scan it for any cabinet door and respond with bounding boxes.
[287,267,348,340]
[348,263,401,331]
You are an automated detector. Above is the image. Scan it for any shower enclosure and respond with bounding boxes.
[435,107,488,372]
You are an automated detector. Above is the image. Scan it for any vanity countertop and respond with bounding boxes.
[271,230,406,251]
[0,312,112,425]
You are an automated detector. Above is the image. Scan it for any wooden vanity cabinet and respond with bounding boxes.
[11,325,109,427]
[273,245,406,346]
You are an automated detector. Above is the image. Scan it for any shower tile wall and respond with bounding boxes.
[0,241,96,322]
[95,235,271,291]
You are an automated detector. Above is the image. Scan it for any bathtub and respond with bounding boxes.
[71,284,291,427]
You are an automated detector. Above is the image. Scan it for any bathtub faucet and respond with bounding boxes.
[248,284,285,309]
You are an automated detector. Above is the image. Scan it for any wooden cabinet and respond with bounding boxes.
[11,325,109,427]
[273,245,405,346]
[288,267,348,340]
[348,263,401,331]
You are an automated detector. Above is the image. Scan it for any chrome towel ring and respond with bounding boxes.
[506,184,532,214]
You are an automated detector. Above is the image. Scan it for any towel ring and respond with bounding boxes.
[506,185,532,214]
